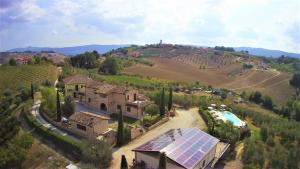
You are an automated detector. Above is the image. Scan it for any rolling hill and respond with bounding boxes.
[123,46,295,104]
[6,44,300,58]
[234,47,300,58]
[6,44,129,56]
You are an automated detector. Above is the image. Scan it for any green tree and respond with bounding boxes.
[262,95,273,110]
[117,109,124,146]
[61,95,75,117]
[287,147,299,169]
[99,57,122,75]
[260,124,268,142]
[294,101,300,121]
[56,90,61,122]
[8,58,17,66]
[40,87,56,118]
[269,144,288,169]
[168,87,173,111]
[290,73,300,88]
[159,88,165,116]
[80,140,112,168]
[18,86,31,101]
[249,91,262,104]
[158,152,166,169]
[266,135,275,147]
[120,155,128,169]
[242,139,265,168]
[145,104,160,116]
[70,51,99,69]
[30,83,34,100]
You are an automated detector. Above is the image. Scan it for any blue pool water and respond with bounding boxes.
[221,111,244,127]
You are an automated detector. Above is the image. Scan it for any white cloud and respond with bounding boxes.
[1,0,300,53]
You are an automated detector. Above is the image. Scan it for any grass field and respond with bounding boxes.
[0,64,58,91]
[76,68,186,89]
[124,57,294,104]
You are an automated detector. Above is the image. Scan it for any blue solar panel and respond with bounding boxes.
[132,128,219,169]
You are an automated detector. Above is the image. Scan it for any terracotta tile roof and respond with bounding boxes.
[63,75,95,85]
[96,84,116,94]
[64,75,133,94]
[69,111,110,127]
[111,86,130,94]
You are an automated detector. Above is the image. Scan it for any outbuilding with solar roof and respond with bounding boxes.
[132,128,229,169]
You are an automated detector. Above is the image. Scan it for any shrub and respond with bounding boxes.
[124,125,131,143]
[8,58,17,66]
[290,73,300,88]
[145,104,160,116]
[142,114,161,127]
[80,140,112,168]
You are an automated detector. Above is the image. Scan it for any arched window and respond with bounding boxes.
[100,103,107,111]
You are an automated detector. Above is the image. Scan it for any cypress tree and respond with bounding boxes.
[168,87,173,111]
[31,83,34,100]
[158,152,166,169]
[160,88,165,116]
[117,109,124,146]
[56,90,61,122]
[120,155,128,169]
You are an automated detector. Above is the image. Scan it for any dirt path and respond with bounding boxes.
[231,69,281,90]
[110,108,207,169]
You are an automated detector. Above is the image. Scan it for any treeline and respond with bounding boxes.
[147,91,208,109]
[8,55,53,66]
[70,51,100,69]
[242,90,300,122]
[214,46,235,52]
[263,55,300,73]
[230,105,300,169]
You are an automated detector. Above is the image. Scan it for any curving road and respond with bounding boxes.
[31,99,81,142]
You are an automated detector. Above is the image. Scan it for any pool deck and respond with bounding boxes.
[209,109,246,128]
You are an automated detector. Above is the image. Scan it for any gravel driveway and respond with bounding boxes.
[110,108,207,169]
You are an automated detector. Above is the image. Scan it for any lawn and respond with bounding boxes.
[0,64,58,91]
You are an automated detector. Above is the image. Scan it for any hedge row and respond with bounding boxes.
[23,110,82,155]
[198,108,214,131]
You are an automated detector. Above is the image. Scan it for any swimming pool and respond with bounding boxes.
[221,111,245,127]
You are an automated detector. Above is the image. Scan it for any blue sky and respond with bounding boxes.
[0,0,299,53]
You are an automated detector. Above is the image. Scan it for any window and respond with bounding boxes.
[127,95,129,100]
[202,160,206,168]
[76,124,86,131]
[81,85,83,88]
[127,107,131,112]
[75,85,79,91]
[73,92,77,98]
[134,93,137,101]
[88,98,91,103]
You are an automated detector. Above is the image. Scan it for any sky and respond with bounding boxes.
[0,0,299,53]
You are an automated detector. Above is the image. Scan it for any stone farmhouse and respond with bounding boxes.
[68,111,115,144]
[63,75,151,119]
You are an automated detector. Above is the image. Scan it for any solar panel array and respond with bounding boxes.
[133,128,191,152]
[133,128,219,169]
